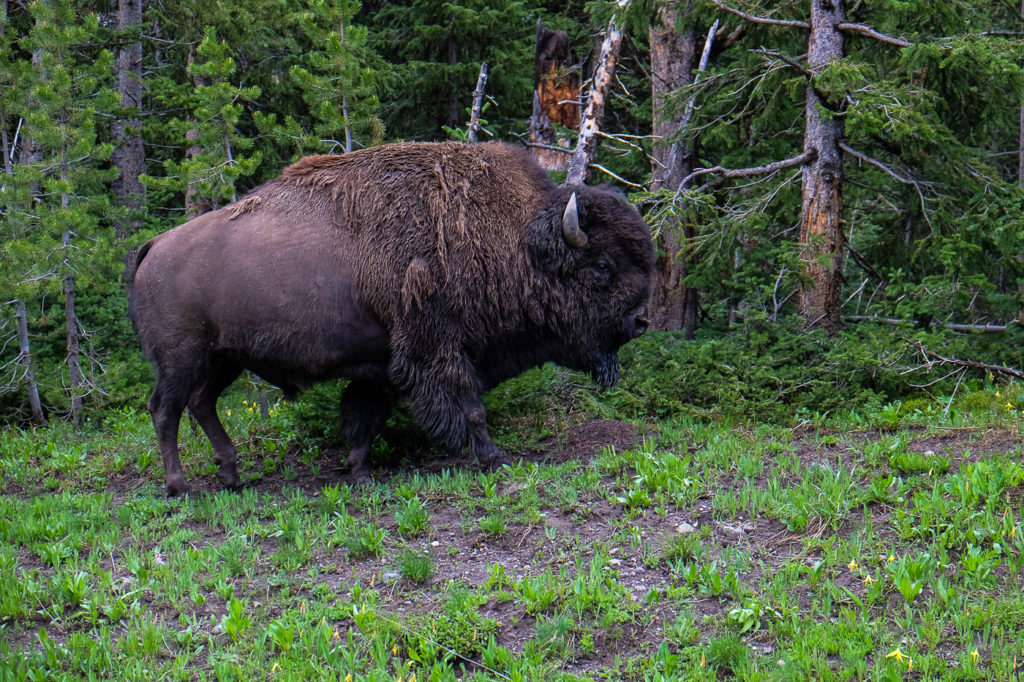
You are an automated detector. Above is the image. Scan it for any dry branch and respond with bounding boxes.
[679,149,816,193]
[904,338,1024,381]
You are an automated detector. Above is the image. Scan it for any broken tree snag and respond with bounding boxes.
[467,62,488,143]
[567,12,625,185]
[797,0,846,334]
[529,20,580,170]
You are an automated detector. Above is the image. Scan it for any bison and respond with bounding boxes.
[129,141,654,495]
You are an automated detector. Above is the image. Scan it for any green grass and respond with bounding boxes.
[3,351,1024,680]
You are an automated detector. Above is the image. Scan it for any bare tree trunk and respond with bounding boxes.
[111,0,145,236]
[529,20,579,170]
[184,44,212,218]
[62,230,84,425]
[0,111,11,177]
[15,300,46,425]
[797,0,846,333]
[467,62,488,143]
[649,4,698,333]
[567,12,625,185]
[447,15,460,130]
[340,14,352,153]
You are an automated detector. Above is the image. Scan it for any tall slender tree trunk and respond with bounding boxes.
[62,229,84,425]
[649,5,698,334]
[567,13,625,185]
[15,300,46,425]
[184,43,212,218]
[340,14,352,153]
[446,14,460,130]
[111,0,144,236]
[798,0,846,333]
[59,121,84,424]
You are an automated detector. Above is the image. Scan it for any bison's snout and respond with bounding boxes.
[631,306,649,339]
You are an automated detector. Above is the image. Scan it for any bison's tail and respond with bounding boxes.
[126,239,156,334]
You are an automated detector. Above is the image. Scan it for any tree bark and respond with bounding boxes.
[797,0,846,333]
[446,14,460,130]
[467,62,488,143]
[111,0,145,236]
[63,231,84,425]
[529,20,579,170]
[15,300,46,425]
[567,13,625,185]
[649,4,698,334]
[184,43,212,218]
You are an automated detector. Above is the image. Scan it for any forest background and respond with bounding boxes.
[3,0,1024,425]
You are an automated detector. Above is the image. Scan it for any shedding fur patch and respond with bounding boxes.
[229,195,262,220]
[401,258,436,314]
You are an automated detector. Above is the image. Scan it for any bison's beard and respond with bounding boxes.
[590,352,620,389]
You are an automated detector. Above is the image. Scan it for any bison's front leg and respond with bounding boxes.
[391,349,502,469]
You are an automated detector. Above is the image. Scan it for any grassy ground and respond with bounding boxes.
[1,365,1023,680]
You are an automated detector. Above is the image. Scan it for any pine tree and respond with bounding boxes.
[261,0,382,156]
[2,0,118,421]
[145,28,261,214]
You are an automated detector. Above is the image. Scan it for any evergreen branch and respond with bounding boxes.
[836,22,912,47]
[845,243,884,281]
[904,338,1024,381]
[751,48,812,77]
[709,0,809,29]
[839,142,934,232]
[680,149,817,193]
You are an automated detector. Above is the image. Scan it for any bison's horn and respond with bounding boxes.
[561,192,587,248]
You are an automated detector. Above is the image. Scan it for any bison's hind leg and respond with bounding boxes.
[187,362,244,490]
[148,362,202,497]
[339,379,395,483]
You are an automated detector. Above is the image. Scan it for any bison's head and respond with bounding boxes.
[526,185,655,387]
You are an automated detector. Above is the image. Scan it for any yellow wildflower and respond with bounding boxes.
[271,662,280,673]
[701,652,706,666]
[847,560,858,570]
[393,644,398,655]
[1008,403,1016,410]
[886,647,912,667]
[863,574,875,586]
[887,554,895,562]
[345,675,352,682]
[971,649,980,663]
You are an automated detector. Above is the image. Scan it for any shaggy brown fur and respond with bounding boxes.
[129,141,653,495]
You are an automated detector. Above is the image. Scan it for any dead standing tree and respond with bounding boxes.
[528,21,580,170]
[567,12,626,185]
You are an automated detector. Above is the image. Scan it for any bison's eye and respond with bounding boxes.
[592,259,613,280]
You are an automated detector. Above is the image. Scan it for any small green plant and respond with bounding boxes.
[217,597,251,642]
[397,549,434,583]
[395,496,430,537]
[479,513,508,536]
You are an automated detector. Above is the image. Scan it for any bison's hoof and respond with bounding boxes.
[347,467,372,485]
[166,478,191,497]
[216,464,241,490]
[478,446,502,469]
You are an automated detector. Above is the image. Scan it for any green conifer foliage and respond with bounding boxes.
[1,0,119,416]
[144,28,262,211]
[287,0,383,154]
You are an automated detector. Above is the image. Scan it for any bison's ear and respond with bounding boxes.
[561,192,587,248]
